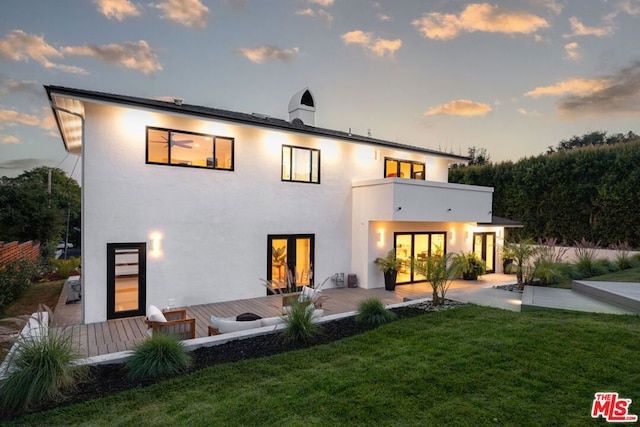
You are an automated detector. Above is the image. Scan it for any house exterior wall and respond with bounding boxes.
[79,100,460,323]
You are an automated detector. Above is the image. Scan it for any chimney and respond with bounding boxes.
[288,87,316,126]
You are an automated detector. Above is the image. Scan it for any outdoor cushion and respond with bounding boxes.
[217,318,262,334]
[300,286,314,301]
[210,315,235,330]
[147,305,166,323]
[260,317,284,327]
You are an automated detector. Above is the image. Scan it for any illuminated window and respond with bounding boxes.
[146,127,234,170]
[282,145,320,184]
[384,157,425,180]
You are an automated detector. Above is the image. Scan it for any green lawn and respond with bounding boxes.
[9,305,640,426]
[589,266,640,283]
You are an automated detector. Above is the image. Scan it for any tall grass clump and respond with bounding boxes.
[610,241,637,270]
[356,297,397,327]
[0,315,86,415]
[126,334,191,380]
[279,301,322,345]
[573,238,610,278]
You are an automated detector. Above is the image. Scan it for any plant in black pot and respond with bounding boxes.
[456,251,486,280]
[374,249,403,291]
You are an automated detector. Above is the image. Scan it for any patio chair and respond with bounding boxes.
[144,305,196,340]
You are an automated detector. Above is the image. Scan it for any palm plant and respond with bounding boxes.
[411,253,460,306]
[501,239,539,289]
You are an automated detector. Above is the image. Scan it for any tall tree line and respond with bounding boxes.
[449,138,640,247]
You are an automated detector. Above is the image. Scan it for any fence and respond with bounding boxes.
[0,241,40,264]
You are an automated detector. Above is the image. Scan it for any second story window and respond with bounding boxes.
[146,127,234,170]
[384,158,425,180]
[282,145,320,184]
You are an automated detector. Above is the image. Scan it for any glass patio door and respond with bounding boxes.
[107,243,146,319]
[267,234,314,293]
[395,232,446,284]
[473,232,496,274]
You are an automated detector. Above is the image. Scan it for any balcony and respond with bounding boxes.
[352,178,493,223]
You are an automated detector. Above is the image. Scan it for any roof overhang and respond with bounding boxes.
[477,215,523,228]
[46,88,85,155]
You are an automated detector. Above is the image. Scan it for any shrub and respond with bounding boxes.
[126,334,191,380]
[356,297,397,327]
[573,239,611,278]
[50,257,81,280]
[0,259,35,312]
[0,315,86,415]
[279,301,322,345]
[610,241,634,270]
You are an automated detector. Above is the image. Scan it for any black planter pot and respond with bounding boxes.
[462,272,478,281]
[383,270,397,291]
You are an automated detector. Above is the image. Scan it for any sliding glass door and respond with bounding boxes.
[394,232,446,284]
[473,232,496,273]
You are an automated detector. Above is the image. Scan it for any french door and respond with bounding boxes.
[473,232,496,274]
[107,243,146,319]
[267,234,314,293]
[394,232,446,284]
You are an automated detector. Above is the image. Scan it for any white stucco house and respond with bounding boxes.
[46,85,516,324]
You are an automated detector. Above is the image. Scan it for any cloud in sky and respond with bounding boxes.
[558,61,640,116]
[0,30,86,74]
[310,0,334,6]
[236,45,299,64]
[563,16,613,38]
[152,0,209,29]
[341,30,402,57]
[63,40,163,75]
[0,108,40,128]
[95,0,141,21]
[377,13,391,22]
[0,76,40,97]
[524,78,610,97]
[0,158,46,171]
[295,8,333,26]
[564,42,581,60]
[412,3,548,40]
[1,135,20,144]
[424,100,492,117]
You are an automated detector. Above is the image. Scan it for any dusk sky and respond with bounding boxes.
[1,0,639,179]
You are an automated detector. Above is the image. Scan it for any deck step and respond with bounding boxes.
[572,281,640,314]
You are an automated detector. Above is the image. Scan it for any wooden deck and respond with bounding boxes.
[58,277,513,358]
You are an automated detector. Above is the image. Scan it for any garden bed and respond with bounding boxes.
[23,300,466,415]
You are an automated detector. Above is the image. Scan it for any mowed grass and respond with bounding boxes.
[9,305,640,427]
[589,266,640,283]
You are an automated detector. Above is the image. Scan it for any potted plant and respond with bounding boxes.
[456,251,486,280]
[374,249,402,291]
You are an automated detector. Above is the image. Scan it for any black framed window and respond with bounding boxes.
[394,232,446,284]
[384,157,425,180]
[282,145,320,183]
[146,127,234,170]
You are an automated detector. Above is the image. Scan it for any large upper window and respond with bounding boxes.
[282,145,320,183]
[384,158,425,180]
[146,127,234,170]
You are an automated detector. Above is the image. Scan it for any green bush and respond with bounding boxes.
[0,259,35,312]
[280,301,322,345]
[0,326,86,415]
[126,334,191,380]
[356,297,397,327]
[50,257,81,280]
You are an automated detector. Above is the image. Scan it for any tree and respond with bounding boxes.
[0,167,80,245]
[467,146,491,165]
[501,239,538,290]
